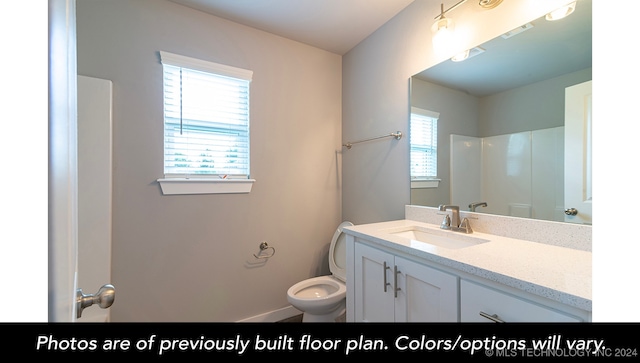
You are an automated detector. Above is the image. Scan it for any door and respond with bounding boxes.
[49,0,114,322]
[394,256,458,322]
[354,243,459,322]
[77,76,113,322]
[49,0,79,322]
[354,243,395,322]
[564,80,592,224]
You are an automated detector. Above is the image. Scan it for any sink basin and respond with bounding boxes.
[383,225,489,250]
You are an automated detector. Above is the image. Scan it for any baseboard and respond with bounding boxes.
[236,305,302,323]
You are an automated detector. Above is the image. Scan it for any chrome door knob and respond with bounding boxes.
[564,208,578,216]
[76,284,115,318]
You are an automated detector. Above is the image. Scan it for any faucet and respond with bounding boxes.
[438,205,460,229]
[469,201,488,212]
[438,204,473,234]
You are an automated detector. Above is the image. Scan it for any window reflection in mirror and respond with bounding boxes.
[410,107,440,189]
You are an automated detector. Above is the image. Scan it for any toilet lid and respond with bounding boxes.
[329,221,353,282]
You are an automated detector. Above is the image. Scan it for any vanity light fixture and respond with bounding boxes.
[546,1,577,21]
[451,49,469,62]
[431,3,457,56]
[451,46,485,62]
[432,0,503,57]
[501,22,534,39]
[478,0,503,9]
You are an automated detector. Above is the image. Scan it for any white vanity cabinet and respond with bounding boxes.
[352,242,458,322]
[460,280,584,322]
[345,230,591,323]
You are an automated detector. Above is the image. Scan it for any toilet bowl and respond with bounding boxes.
[287,221,353,322]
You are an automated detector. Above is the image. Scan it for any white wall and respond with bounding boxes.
[76,0,342,322]
[450,134,481,209]
[450,127,564,222]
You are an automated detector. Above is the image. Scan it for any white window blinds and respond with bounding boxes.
[410,107,439,179]
[160,51,253,178]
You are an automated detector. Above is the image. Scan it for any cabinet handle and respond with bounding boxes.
[383,261,391,292]
[394,265,401,298]
[479,311,505,323]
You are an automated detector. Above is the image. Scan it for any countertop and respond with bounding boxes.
[343,219,592,312]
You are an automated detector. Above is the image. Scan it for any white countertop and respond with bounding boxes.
[343,219,592,312]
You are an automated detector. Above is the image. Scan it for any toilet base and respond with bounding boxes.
[302,305,346,323]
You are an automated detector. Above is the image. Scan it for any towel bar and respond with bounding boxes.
[343,131,402,149]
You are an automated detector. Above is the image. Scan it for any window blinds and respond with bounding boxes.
[410,107,439,179]
[160,51,252,178]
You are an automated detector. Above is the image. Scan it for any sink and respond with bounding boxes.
[383,225,490,250]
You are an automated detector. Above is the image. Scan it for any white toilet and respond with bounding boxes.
[286,221,353,322]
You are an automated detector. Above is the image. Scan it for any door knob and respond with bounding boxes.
[76,284,115,318]
[564,208,578,216]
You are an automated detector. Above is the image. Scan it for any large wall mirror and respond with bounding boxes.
[410,0,592,224]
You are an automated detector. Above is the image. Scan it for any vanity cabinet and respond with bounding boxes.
[460,280,583,322]
[353,242,458,322]
[346,234,591,323]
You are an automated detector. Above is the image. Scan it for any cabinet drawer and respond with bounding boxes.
[460,280,583,322]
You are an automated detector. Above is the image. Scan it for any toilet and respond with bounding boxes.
[286,221,353,322]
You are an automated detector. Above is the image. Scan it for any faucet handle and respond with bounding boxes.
[440,214,451,230]
[457,218,473,234]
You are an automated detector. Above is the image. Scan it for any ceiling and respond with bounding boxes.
[168,0,416,55]
[167,0,592,95]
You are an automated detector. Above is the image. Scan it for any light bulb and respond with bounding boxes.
[432,16,456,56]
[451,49,470,62]
[546,1,577,21]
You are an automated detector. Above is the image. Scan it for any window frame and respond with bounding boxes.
[156,51,255,195]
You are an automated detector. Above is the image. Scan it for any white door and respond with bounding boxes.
[394,256,458,322]
[77,76,113,322]
[49,0,115,322]
[49,0,79,322]
[564,80,592,224]
[354,243,395,322]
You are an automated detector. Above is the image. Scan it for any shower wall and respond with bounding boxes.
[451,127,564,221]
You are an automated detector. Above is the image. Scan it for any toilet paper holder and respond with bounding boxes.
[253,241,276,259]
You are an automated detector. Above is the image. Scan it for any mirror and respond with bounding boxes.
[410,0,592,223]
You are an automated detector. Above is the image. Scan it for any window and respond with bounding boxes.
[157,51,255,195]
[410,107,440,188]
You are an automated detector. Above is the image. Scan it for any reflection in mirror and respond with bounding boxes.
[410,0,592,224]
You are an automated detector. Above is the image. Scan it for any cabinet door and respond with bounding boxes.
[460,280,583,322]
[395,256,459,322]
[354,243,395,322]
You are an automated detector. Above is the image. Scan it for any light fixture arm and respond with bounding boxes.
[434,0,469,20]
[433,0,502,19]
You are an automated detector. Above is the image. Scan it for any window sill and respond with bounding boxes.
[157,178,255,195]
[411,179,440,189]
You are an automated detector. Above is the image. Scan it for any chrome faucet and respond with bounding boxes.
[438,204,473,234]
[469,201,488,212]
[438,204,460,229]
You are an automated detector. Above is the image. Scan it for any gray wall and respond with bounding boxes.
[76,0,342,322]
[75,0,583,321]
[342,0,578,225]
[479,67,592,137]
